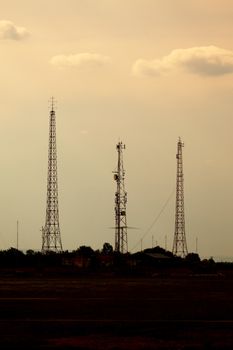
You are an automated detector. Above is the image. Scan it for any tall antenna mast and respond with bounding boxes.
[42,97,63,253]
[172,137,188,258]
[113,141,128,253]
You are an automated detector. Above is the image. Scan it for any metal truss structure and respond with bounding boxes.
[42,98,63,253]
[172,137,188,258]
[113,142,128,253]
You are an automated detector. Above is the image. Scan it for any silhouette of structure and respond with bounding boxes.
[113,142,128,253]
[42,98,63,252]
[172,137,188,258]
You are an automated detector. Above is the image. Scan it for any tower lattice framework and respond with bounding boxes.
[172,137,188,258]
[42,98,63,252]
[113,142,128,253]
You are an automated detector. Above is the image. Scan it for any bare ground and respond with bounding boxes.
[0,272,233,349]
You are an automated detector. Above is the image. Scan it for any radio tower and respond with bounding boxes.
[172,137,188,258]
[42,98,63,253]
[113,142,128,253]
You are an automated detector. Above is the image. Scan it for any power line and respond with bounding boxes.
[130,188,175,252]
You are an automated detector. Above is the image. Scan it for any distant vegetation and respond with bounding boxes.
[0,244,230,276]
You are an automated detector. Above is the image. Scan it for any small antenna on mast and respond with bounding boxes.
[49,96,57,112]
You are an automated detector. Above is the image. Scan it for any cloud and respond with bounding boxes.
[0,20,29,40]
[50,53,110,69]
[132,46,233,77]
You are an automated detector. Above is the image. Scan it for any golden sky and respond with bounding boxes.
[0,0,233,258]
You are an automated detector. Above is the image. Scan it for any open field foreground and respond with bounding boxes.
[0,272,233,349]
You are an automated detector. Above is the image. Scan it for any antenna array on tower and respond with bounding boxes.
[113,142,128,253]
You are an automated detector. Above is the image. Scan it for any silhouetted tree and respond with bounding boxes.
[102,243,113,255]
[76,246,95,257]
[26,249,36,256]
[185,253,201,263]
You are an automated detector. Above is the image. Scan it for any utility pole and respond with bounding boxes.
[16,220,19,250]
[172,137,188,258]
[113,141,128,253]
[196,237,198,254]
[42,98,63,253]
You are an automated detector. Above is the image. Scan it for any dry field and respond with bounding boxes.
[0,272,233,349]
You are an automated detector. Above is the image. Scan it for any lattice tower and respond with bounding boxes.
[172,137,188,258]
[42,98,63,252]
[113,142,128,253]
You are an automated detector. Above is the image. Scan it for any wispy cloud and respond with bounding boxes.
[132,46,233,77]
[50,53,110,70]
[0,20,29,40]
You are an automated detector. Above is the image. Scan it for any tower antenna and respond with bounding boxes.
[113,141,128,253]
[42,98,63,252]
[51,96,55,111]
[172,137,188,258]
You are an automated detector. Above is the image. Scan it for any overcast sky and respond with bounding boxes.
[0,0,233,258]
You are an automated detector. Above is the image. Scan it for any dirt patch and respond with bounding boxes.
[0,274,232,349]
